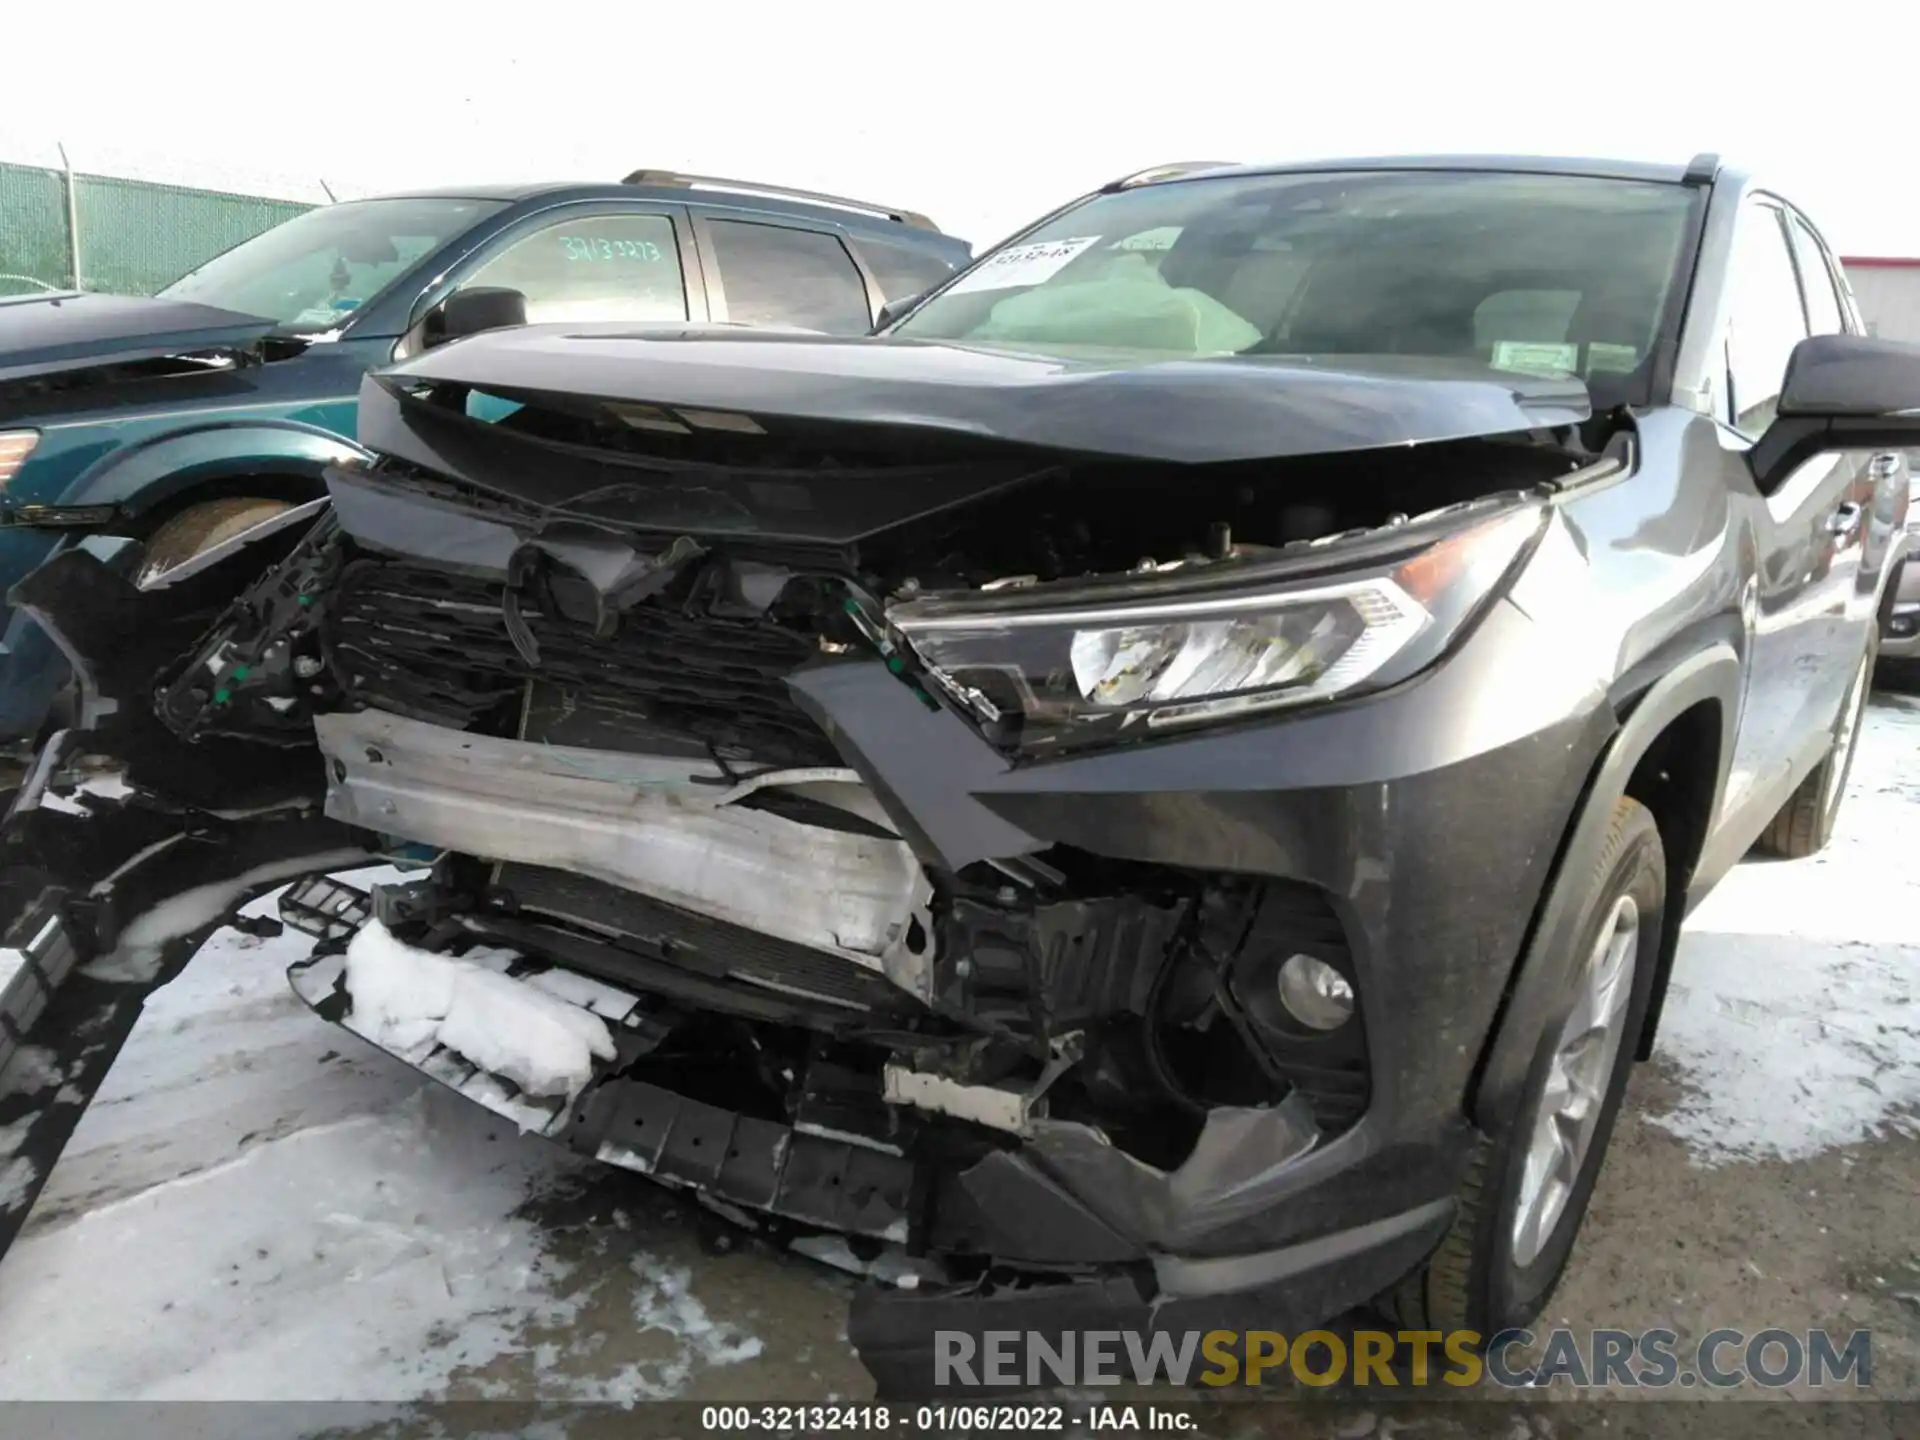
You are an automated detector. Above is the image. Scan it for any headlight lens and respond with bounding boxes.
[0,430,40,487]
[890,501,1544,754]
[1063,579,1424,713]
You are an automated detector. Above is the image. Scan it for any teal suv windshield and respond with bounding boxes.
[159,196,507,333]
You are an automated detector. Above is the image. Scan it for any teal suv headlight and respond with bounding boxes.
[0,430,41,488]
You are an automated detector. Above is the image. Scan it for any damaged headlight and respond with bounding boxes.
[889,501,1545,754]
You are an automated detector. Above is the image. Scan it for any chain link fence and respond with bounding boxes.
[0,160,315,299]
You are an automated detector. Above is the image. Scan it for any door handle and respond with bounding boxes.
[1868,452,1903,481]
[1828,502,1864,538]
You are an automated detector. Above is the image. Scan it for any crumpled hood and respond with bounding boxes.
[0,290,277,385]
[382,324,1594,463]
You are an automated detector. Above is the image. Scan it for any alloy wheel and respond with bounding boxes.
[1510,892,1640,1268]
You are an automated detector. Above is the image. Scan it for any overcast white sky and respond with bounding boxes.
[3,0,1917,257]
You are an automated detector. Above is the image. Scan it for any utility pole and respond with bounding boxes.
[57,143,81,291]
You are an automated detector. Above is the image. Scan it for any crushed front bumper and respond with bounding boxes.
[315,707,936,998]
[845,1202,1454,1397]
[274,868,1455,1397]
[270,582,1609,1390]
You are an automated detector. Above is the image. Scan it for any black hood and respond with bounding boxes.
[0,290,278,384]
[382,324,1593,465]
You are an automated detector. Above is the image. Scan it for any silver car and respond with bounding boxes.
[1879,450,1920,663]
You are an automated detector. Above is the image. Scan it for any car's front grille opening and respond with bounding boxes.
[324,556,842,767]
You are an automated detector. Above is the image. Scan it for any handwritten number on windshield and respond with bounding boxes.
[561,236,665,262]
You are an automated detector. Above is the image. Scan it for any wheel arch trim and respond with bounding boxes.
[55,420,369,518]
[1469,641,1741,1134]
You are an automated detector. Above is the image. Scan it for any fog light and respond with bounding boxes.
[1276,953,1355,1031]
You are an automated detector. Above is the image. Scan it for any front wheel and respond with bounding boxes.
[134,497,295,589]
[1392,796,1665,1336]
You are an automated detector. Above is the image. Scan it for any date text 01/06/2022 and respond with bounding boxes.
[699,1404,1197,1432]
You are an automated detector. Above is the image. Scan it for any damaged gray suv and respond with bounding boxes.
[1,153,1913,1395]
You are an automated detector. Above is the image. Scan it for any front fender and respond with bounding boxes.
[1470,641,1742,1135]
[58,419,370,517]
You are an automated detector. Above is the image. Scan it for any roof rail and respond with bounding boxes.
[1101,160,1237,192]
[1681,152,1721,186]
[621,170,940,232]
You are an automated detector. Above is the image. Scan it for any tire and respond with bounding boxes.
[1876,657,1920,695]
[1392,796,1665,1336]
[1754,640,1873,860]
[134,497,295,589]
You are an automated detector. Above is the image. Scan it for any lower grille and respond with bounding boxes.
[498,863,903,1014]
[325,558,839,766]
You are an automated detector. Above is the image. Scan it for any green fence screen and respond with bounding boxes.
[0,163,73,295]
[0,161,314,299]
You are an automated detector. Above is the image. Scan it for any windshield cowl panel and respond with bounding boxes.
[158,196,507,335]
[895,170,1700,408]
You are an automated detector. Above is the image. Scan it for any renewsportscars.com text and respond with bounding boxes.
[933,1327,1873,1390]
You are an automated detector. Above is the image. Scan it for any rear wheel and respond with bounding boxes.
[1392,797,1664,1335]
[1755,642,1873,860]
[134,497,295,589]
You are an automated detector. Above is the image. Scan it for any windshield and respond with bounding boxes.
[158,197,507,332]
[894,170,1698,399]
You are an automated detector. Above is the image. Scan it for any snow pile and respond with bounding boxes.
[1,1045,63,1095]
[0,1046,59,1215]
[36,771,136,817]
[83,850,368,984]
[524,966,642,1021]
[344,922,613,1099]
[599,1257,766,1400]
[0,1142,35,1214]
[630,1258,764,1366]
[1648,700,1920,1164]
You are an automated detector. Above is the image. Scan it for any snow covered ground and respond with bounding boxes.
[0,700,1914,1404]
[1648,692,1919,1165]
[0,872,827,1404]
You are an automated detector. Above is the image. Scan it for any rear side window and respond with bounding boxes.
[854,233,962,304]
[1785,216,1846,337]
[707,220,871,332]
[462,212,688,324]
[1724,202,1809,437]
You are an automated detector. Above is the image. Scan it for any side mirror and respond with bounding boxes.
[873,289,928,334]
[1752,334,1920,491]
[421,286,528,349]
